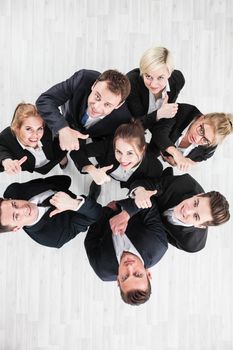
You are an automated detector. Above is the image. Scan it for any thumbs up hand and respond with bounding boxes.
[157,94,178,120]
[2,156,27,175]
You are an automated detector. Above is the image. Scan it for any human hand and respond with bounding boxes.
[2,156,27,175]
[106,201,118,211]
[58,126,89,151]
[89,165,113,185]
[173,152,196,171]
[109,210,130,236]
[49,191,81,217]
[157,95,178,120]
[134,187,157,208]
[160,152,177,166]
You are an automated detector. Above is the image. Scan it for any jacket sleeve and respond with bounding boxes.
[36,70,92,135]
[70,138,110,172]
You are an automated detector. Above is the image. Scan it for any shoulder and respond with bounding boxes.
[73,69,100,83]
[169,69,185,88]
[0,127,14,139]
[126,68,142,83]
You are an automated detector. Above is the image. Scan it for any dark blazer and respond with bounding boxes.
[0,126,66,174]
[3,175,102,248]
[149,103,217,162]
[85,198,168,281]
[131,170,208,253]
[126,68,185,129]
[70,137,163,190]
[36,69,132,138]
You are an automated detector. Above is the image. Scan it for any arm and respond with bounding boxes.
[36,70,90,134]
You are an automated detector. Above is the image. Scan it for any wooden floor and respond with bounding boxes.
[0,1,233,349]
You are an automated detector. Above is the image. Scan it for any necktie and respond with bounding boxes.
[81,112,88,126]
[38,194,54,207]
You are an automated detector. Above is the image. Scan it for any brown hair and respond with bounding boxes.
[11,103,44,135]
[203,112,233,145]
[199,191,230,226]
[96,70,131,103]
[0,198,14,233]
[113,119,146,156]
[119,276,152,305]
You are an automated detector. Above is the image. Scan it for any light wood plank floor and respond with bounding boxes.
[0,1,233,349]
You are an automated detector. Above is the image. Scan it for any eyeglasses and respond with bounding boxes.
[196,124,211,146]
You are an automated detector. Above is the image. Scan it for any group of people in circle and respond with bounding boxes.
[0,46,231,305]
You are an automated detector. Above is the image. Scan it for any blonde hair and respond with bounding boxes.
[11,103,44,134]
[139,46,174,75]
[203,112,233,145]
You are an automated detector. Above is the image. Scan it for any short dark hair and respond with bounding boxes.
[119,276,152,305]
[0,198,14,233]
[96,69,131,103]
[199,191,230,226]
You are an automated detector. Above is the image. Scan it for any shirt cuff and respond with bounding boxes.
[75,196,85,211]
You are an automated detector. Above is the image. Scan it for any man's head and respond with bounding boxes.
[0,198,38,233]
[87,70,131,118]
[117,252,152,305]
[173,191,230,228]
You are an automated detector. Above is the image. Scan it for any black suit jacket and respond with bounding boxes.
[3,175,102,248]
[132,171,208,253]
[70,137,163,190]
[85,198,168,281]
[126,68,185,129]
[0,126,66,174]
[149,103,217,162]
[36,69,132,138]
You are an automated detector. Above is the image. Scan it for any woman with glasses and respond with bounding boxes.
[126,46,185,129]
[149,103,233,171]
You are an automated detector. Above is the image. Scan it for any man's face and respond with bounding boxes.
[0,199,39,231]
[87,81,123,118]
[173,195,212,228]
[117,252,152,294]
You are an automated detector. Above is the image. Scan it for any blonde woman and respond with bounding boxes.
[126,46,185,129]
[0,103,67,175]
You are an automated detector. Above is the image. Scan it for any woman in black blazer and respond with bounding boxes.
[126,46,185,130]
[149,103,233,171]
[0,103,67,175]
[70,120,163,192]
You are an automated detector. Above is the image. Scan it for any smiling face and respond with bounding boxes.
[87,81,123,118]
[117,252,152,294]
[0,199,38,231]
[143,65,171,95]
[15,116,44,148]
[186,116,215,146]
[173,195,213,228]
[114,138,145,170]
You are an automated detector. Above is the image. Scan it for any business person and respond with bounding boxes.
[71,120,163,197]
[149,103,233,171]
[126,46,185,129]
[0,175,102,248]
[85,197,168,305]
[0,103,67,175]
[126,168,230,253]
[36,69,131,151]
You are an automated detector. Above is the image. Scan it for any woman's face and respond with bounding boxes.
[143,66,170,95]
[186,117,215,146]
[114,138,144,170]
[16,116,44,148]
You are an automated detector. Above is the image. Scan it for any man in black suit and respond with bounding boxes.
[36,69,131,151]
[85,197,168,305]
[127,169,230,253]
[0,175,102,248]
